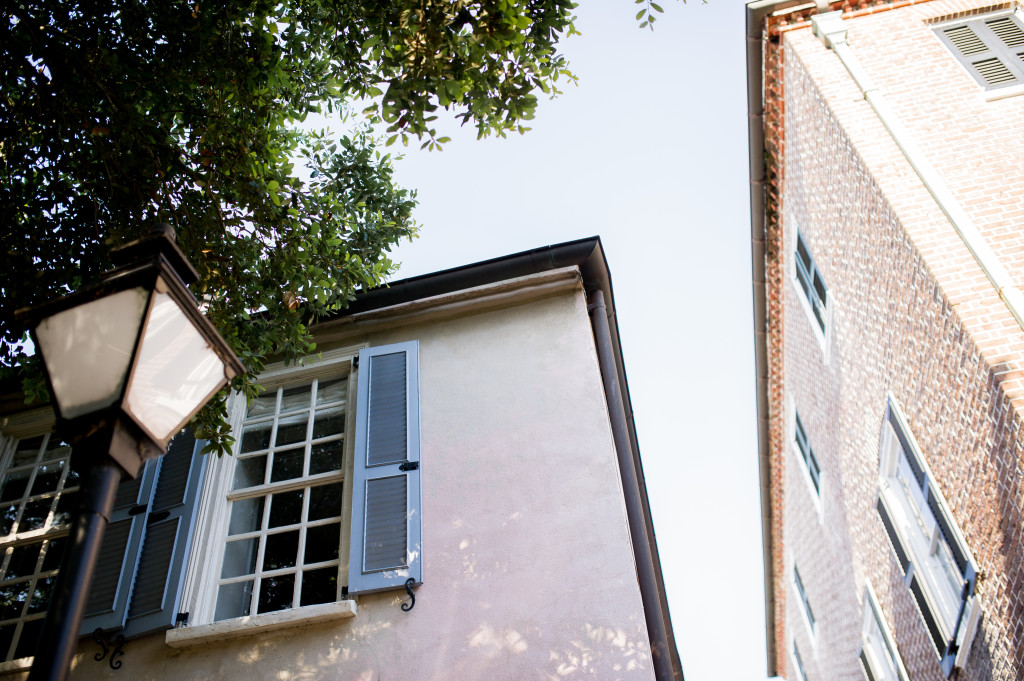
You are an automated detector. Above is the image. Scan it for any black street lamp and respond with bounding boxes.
[15,224,244,681]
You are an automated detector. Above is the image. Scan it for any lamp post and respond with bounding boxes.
[15,224,244,681]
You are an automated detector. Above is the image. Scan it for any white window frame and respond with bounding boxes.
[791,638,809,681]
[793,409,823,516]
[792,564,817,644]
[788,218,833,360]
[860,581,909,681]
[0,416,79,663]
[876,395,981,676]
[185,345,361,627]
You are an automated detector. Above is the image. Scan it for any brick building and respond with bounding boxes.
[746,1,1024,680]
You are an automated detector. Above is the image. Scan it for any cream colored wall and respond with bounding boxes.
[64,284,654,681]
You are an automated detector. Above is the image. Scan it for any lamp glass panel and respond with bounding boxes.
[35,287,149,419]
[125,289,226,441]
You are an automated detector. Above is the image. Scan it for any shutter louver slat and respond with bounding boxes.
[153,432,194,510]
[367,353,407,466]
[363,476,408,571]
[975,57,1016,84]
[84,519,133,614]
[945,25,987,54]
[987,17,1024,47]
[126,519,178,618]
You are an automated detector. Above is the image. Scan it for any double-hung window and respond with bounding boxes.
[794,231,829,335]
[792,639,809,681]
[934,11,1024,90]
[793,565,816,638]
[0,433,78,661]
[794,411,822,499]
[0,425,205,664]
[859,582,909,681]
[875,396,980,676]
[0,340,423,658]
[185,340,423,637]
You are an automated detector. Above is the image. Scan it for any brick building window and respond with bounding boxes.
[859,582,909,681]
[794,231,828,334]
[794,411,822,498]
[793,565,816,637]
[792,639,809,681]
[875,397,981,676]
[934,11,1024,89]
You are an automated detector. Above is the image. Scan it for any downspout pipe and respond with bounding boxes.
[587,289,678,681]
[811,11,1024,332]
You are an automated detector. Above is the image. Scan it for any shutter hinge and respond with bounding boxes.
[128,505,148,516]
[175,612,189,627]
[399,461,419,471]
[148,510,171,524]
[352,356,359,369]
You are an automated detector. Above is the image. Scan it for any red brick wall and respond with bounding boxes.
[763,1,1024,679]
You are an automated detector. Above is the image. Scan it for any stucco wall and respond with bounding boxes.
[769,2,1024,680]
[57,284,654,680]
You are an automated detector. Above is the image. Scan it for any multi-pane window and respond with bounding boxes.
[935,12,1024,89]
[795,231,828,334]
[876,398,980,676]
[794,411,822,497]
[860,583,909,681]
[214,376,348,621]
[0,433,79,661]
[794,565,816,636]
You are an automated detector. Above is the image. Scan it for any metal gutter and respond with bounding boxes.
[326,237,685,681]
[745,1,799,675]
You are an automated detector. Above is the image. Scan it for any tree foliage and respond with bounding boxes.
[1,0,578,454]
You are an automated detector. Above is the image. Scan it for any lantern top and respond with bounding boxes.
[111,223,200,288]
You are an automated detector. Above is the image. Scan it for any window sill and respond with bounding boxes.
[165,600,357,648]
[0,657,32,676]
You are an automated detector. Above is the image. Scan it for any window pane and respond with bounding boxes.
[14,618,43,660]
[274,413,308,448]
[12,438,42,467]
[315,379,345,406]
[52,491,79,528]
[247,391,277,419]
[30,463,62,496]
[240,422,272,453]
[280,384,311,413]
[0,472,30,504]
[300,567,337,607]
[0,583,28,620]
[0,506,17,537]
[310,441,344,476]
[263,531,299,571]
[257,574,294,614]
[305,523,341,564]
[215,580,253,621]
[268,490,303,528]
[312,408,345,440]
[233,455,267,490]
[309,483,343,522]
[40,538,64,573]
[228,498,265,536]
[27,577,53,614]
[270,449,304,484]
[20,499,52,533]
[5,544,40,580]
[221,538,259,579]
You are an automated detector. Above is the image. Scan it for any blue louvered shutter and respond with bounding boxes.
[78,457,160,634]
[122,431,206,637]
[348,341,422,594]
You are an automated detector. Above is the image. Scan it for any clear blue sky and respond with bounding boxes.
[368,2,765,678]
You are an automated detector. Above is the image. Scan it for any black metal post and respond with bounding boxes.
[28,459,121,681]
